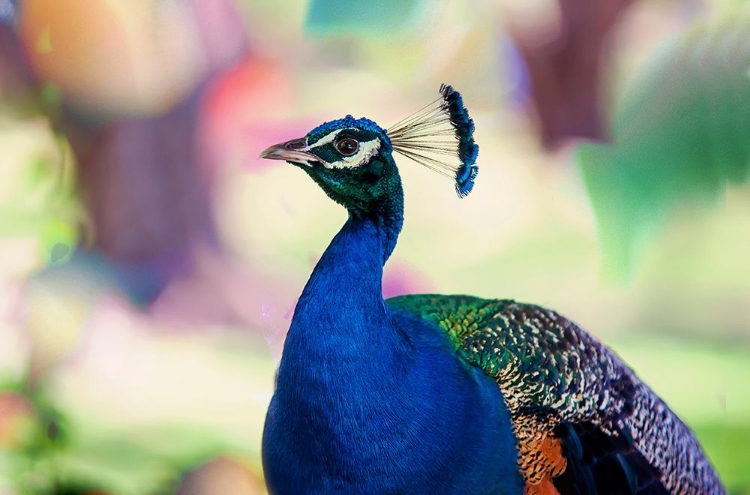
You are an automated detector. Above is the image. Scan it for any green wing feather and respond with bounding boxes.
[387,294,633,419]
[386,294,724,494]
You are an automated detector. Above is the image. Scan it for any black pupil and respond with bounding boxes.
[337,138,358,156]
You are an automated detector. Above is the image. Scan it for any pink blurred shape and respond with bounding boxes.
[382,259,433,299]
[200,54,307,174]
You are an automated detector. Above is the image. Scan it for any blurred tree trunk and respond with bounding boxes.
[5,0,247,301]
[0,22,36,108]
[512,0,636,149]
[2,0,250,386]
[64,88,218,282]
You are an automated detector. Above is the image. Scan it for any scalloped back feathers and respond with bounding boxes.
[386,294,726,494]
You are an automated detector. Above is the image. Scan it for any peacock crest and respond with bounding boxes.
[387,84,480,198]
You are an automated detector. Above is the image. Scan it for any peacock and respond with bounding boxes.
[259,85,725,494]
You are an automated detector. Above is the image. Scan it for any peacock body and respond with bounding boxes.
[260,86,725,494]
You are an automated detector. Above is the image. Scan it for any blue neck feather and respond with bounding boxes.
[292,212,402,359]
[263,182,523,494]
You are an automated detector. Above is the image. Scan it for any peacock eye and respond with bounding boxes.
[335,137,359,156]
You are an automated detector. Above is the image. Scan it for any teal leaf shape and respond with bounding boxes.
[305,0,425,36]
[576,12,750,279]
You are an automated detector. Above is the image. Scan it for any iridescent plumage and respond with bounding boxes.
[259,85,726,495]
[388,295,724,494]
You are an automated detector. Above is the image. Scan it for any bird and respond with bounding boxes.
[259,84,726,495]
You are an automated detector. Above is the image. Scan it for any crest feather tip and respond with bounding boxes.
[387,84,480,199]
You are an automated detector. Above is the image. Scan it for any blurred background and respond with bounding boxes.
[0,0,748,493]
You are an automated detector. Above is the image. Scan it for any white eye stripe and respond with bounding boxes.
[324,139,381,169]
[306,128,351,149]
[306,128,381,169]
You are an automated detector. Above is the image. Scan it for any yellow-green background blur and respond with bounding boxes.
[0,0,748,493]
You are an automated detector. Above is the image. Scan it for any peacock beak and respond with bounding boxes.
[259,138,321,167]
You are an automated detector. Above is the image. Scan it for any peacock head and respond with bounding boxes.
[260,116,399,213]
[260,84,480,214]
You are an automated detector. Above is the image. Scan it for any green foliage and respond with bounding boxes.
[576,12,750,278]
[0,131,82,267]
[693,424,750,495]
[305,0,426,36]
[611,337,750,493]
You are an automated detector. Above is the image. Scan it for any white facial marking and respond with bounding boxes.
[324,139,381,169]
[306,128,381,170]
[306,128,348,149]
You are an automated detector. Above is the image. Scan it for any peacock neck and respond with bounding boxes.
[266,182,525,493]
[348,193,404,265]
[285,187,405,361]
